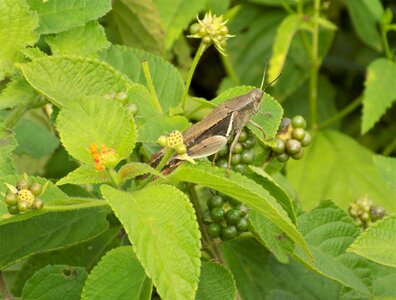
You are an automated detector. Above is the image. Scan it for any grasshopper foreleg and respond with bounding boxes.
[249,119,267,140]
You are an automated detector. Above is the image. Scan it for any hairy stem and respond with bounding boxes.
[187,185,224,264]
[381,25,392,61]
[318,96,362,129]
[181,42,207,111]
[382,138,396,156]
[142,60,163,114]
[309,0,321,128]
[106,168,120,189]
[0,271,12,300]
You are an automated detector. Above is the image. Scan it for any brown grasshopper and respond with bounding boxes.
[151,74,278,175]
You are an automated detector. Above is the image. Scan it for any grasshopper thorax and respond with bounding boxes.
[251,88,264,113]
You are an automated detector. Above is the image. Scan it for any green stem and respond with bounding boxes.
[181,42,207,111]
[381,26,392,61]
[142,61,163,114]
[280,0,295,14]
[4,105,27,129]
[309,0,321,128]
[42,200,108,211]
[382,138,396,156]
[187,184,224,264]
[317,96,363,129]
[155,147,175,172]
[106,168,120,189]
[0,272,11,300]
[297,0,304,15]
[221,55,240,84]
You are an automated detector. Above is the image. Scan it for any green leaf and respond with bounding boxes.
[373,155,396,194]
[211,86,283,141]
[101,184,201,300]
[361,58,396,134]
[369,262,396,299]
[196,261,236,300]
[99,45,185,113]
[345,0,382,51]
[155,0,206,48]
[295,201,371,295]
[0,77,39,109]
[45,21,110,56]
[348,216,396,268]
[105,0,165,54]
[268,14,301,82]
[22,265,87,300]
[117,162,164,183]
[0,127,17,176]
[0,205,109,268]
[27,0,112,34]
[56,98,137,164]
[56,165,111,186]
[287,130,395,213]
[82,246,152,300]
[169,161,312,262]
[19,55,133,107]
[14,118,59,158]
[0,0,38,78]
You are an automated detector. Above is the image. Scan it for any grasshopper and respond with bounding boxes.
[151,73,278,175]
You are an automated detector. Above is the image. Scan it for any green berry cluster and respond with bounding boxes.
[4,180,45,215]
[158,131,187,155]
[103,91,138,116]
[349,197,386,228]
[271,115,312,162]
[215,129,256,174]
[203,193,249,241]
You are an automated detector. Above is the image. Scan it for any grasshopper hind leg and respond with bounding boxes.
[188,135,228,159]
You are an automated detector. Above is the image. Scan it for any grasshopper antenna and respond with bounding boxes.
[263,73,282,91]
[259,59,268,91]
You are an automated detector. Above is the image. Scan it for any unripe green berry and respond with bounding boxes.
[241,150,255,164]
[272,138,285,154]
[210,207,225,221]
[207,195,224,209]
[221,225,238,240]
[175,144,187,155]
[235,204,248,217]
[114,92,129,105]
[292,128,306,141]
[370,206,386,221]
[157,135,168,147]
[285,139,302,155]
[301,132,312,147]
[225,209,241,225]
[29,182,42,196]
[216,159,228,169]
[236,218,249,232]
[231,153,241,165]
[5,193,18,206]
[276,153,289,162]
[361,212,370,222]
[16,180,29,191]
[127,103,138,116]
[232,143,243,154]
[233,164,248,174]
[292,149,304,160]
[8,205,19,215]
[202,36,211,44]
[238,130,248,143]
[242,136,256,149]
[228,198,241,207]
[17,201,30,212]
[218,145,228,157]
[291,115,307,129]
[190,23,200,34]
[207,223,221,238]
[32,198,44,210]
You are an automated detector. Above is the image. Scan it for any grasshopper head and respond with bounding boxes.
[251,88,264,113]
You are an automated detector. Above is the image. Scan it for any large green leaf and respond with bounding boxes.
[361,58,396,134]
[369,262,396,299]
[295,201,371,296]
[0,76,39,109]
[0,127,17,176]
[221,236,341,300]
[105,0,165,54]
[268,14,301,82]
[27,0,112,34]
[21,265,87,300]
[45,21,110,56]
[56,97,136,164]
[101,184,201,300]
[0,0,38,78]
[19,56,133,107]
[345,0,382,51]
[0,204,109,268]
[196,262,236,300]
[155,0,205,48]
[169,162,312,262]
[348,216,396,268]
[373,155,396,195]
[99,45,185,113]
[82,246,152,300]
[287,130,395,213]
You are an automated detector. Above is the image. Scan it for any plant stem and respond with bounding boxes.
[221,55,240,84]
[181,42,207,111]
[187,184,224,264]
[142,60,163,114]
[0,271,12,300]
[381,25,392,60]
[106,168,120,189]
[309,0,321,128]
[382,138,396,156]
[280,0,295,14]
[317,96,363,129]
